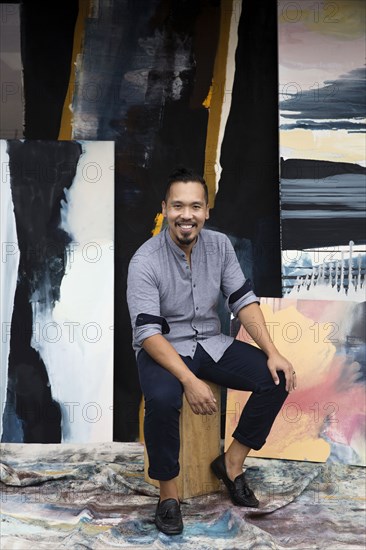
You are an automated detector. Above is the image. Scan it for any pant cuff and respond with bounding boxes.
[232,429,263,451]
[148,465,180,481]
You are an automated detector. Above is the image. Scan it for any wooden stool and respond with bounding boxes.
[143,381,221,499]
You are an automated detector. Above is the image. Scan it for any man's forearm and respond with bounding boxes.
[237,303,278,357]
[142,334,196,384]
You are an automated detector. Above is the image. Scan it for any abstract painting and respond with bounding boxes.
[278,0,366,299]
[1,139,114,443]
[225,297,366,466]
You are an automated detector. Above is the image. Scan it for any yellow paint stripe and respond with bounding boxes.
[203,0,233,208]
[203,85,213,109]
[58,0,91,140]
[151,212,164,236]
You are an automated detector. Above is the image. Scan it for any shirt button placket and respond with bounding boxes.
[192,279,198,352]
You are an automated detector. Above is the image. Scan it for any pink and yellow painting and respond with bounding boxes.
[225,298,366,466]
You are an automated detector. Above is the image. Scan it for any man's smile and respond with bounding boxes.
[176,222,196,232]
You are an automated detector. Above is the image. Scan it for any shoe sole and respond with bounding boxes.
[155,519,183,535]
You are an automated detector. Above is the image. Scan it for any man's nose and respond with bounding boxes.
[181,207,192,218]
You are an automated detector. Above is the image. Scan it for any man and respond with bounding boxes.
[126,167,296,535]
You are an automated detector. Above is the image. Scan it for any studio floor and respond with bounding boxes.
[0,442,365,549]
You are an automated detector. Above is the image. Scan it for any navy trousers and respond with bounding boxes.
[137,340,288,481]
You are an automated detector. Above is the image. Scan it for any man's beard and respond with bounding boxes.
[176,235,196,245]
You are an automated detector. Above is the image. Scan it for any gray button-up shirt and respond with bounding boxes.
[126,227,259,362]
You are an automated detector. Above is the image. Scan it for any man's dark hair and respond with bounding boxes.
[165,166,209,204]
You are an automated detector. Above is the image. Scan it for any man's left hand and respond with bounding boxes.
[267,352,297,393]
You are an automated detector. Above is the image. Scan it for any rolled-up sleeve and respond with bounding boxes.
[126,253,169,347]
[220,236,260,317]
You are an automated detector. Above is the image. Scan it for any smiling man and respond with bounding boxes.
[126,167,295,535]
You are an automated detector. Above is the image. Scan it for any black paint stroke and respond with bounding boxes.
[207,0,282,297]
[281,158,366,180]
[280,67,366,130]
[20,0,79,139]
[2,140,82,443]
[280,121,366,133]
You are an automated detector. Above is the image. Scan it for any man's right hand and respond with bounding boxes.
[182,377,218,415]
[142,335,218,415]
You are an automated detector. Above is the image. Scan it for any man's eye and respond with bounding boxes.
[193,205,201,209]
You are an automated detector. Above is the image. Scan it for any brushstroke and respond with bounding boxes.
[280,67,366,130]
[281,158,366,179]
[0,141,20,439]
[33,140,114,443]
[20,1,79,139]
[58,0,91,140]
[203,0,240,201]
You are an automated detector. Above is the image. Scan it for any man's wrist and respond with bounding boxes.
[178,370,196,385]
[265,346,281,359]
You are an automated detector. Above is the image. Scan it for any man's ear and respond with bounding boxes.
[162,201,167,217]
[205,206,210,219]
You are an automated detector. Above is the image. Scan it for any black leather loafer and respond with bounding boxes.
[155,498,183,535]
[211,453,259,507]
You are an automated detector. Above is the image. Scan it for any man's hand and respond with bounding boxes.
[237,303,297,393]
[182,377,218,415]
[267,352,297,393]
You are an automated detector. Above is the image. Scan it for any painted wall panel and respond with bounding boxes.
[278,0,366,299]
[226,297,365,466]
[1,139,114,443]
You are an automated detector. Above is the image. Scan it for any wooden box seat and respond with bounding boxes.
[143,381,221,499]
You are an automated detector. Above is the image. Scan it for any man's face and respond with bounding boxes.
[162,181,209,250]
